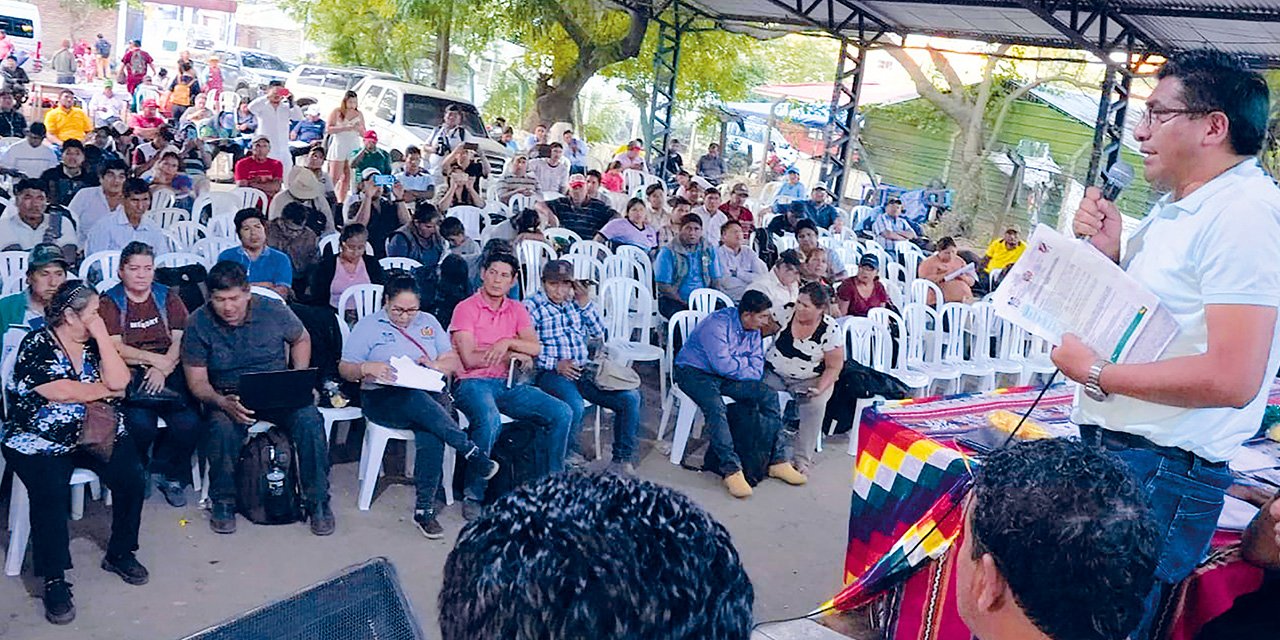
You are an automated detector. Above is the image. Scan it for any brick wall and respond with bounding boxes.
[30,0,118,58]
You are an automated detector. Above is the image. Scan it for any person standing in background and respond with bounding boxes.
[50,40,75,85]
[94,34,112,80]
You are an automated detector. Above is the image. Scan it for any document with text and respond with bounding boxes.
[990,224,1178,364]
[387,356,447,392]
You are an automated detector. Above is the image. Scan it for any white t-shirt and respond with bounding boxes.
[1073,158,1280,462]
[69,186,124,234]
[248,96,302,167]
[0,142,57,178]
[1,212,77,250]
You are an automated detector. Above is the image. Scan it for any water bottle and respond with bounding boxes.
[265,445,285,498]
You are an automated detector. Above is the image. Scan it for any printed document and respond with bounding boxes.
[989,224,1178,364]
[387,356,446,392]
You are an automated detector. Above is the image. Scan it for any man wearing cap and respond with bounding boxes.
[128,99,165,143]
[248,81,302,167]
[717,219,767,301]
[746,249,804,329]
[530,141,569,194]
[69,158,128,234]
[1,123,57,178]
[290,106,326,147]
[548,174,614,240]
[611,142,647,173]
[267,165,334,233]
[40,139,97,207]
[872,198,918,245]
[84,178,167,255]
[120,40,154,94]
[697,142,726,185]
[352,130,392,177]
[0,243,68,382]
[790,185,841,230]
[1,179,78,261]
[88,80,129,128]
[0,87,25,138]
[720,182,756,234]
[234,135,284,200]
[346,167,409,259]
[43,90,93,145]
[526,260,642,473]
[655,213,725,318]
[775,167,807,203]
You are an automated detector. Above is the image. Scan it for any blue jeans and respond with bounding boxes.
[362,387,476,515]
[1088,431,1233,640]
[453,378,573,503]
[535,370,642,463]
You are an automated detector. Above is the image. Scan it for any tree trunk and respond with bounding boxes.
[529,5,648,129]
[434,8,452,90]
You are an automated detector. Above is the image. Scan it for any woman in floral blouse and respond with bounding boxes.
[2,281,143,625]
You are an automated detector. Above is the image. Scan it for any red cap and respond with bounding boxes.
[142,98,158,108]
[362,130,378,141]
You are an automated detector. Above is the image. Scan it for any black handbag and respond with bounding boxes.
[124,366,187,411]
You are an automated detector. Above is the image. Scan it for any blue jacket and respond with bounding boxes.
[673,307,763,381]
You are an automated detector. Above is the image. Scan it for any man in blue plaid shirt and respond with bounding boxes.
[526,260,642,473]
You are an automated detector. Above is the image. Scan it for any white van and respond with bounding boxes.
[0,0,39,70]
[286,64,398,117]
[353,78,510,175]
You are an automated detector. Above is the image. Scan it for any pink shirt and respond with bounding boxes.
[330,258,370,310]
[448,292,533,380]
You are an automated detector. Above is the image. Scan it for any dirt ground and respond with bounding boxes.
[0,365,873,640]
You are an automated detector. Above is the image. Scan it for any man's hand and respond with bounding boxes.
[555,359,582,380]
[217,394,255,424]
[362,178,380,198]
[1074,186,1123,262]
[142,365,166,393]
[1050,333,1099,383]
[484,338,513,366]
[392,181,405,201]
[572,281,591,307]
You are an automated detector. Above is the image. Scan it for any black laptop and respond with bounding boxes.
[237,368,319,413]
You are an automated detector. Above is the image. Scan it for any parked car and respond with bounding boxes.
[352,78,510,176]
[199,47,293,99]
[0,0,40,72]
[286,64,399,117]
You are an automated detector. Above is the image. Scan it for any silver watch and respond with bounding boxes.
[1084,360,1110,402]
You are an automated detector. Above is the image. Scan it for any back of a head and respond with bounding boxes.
[970,438,1159,640]
[439,471,754,640]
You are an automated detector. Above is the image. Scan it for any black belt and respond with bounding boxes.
[1078,424,1228,469]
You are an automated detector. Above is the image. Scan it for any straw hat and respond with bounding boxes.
[287,166,323,201]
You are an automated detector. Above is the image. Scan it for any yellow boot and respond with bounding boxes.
[723,471,753,498]
[769,462,808,486]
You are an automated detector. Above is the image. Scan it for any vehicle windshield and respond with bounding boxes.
[403,94,487,137]
[240,52,291,72]
[0,16,34,40]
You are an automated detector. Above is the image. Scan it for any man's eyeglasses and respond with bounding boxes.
[1140,107,1214,128]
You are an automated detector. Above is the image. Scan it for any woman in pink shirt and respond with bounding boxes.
[307,224,386,313]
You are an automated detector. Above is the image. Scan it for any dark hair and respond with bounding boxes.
[59,88,75,98]
[482,251,519,275]
[798,281,830,308]
[61,139,84,152]
[777,249,804,269]
[739,289,772,315]
[281,201,309,225]
[645,183,665,197]
[549,141,562,150]
[1157,49,1269,155]
[720,219,741,233]
[514,208,541,234]
[404,145,420,156]
[343,90,357,101]
[14,178,45,196]
[413,202,441,224]
[439,471,753,640]
[122,177,150,198]
[99,158,129,178]
[678,213,702,228]
[586,169,602,180]
[382,274,419,302]
[794,219,818,236]
[268,79,284,87]
[1004,228,1019,235]
[705,187,720,197]
[207,261,249,292]
[234,207,267,232]
[157,150,182,166]
[120,240,155,267]
[28,122,46,136]
[671,197,691,210]
[45,280,95,327]
[439,216,465,238]
[937,236,957,251]
[970,438,1159,640]
[339,223,368,244]
[606,160,621,171]
[625,197,646,214]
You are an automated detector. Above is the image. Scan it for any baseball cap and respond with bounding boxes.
[568,173,587,188]
[730,183,749,196]
[28,243,69,273]
[103,78,113,88]
[361,167,381,180]
[541,260,575,283]
[304,105,320,117]
[858,253,879,270]
[252,133,270,144]
[142,98,158,109]
[362,130,378,141]
[785,166,800,175]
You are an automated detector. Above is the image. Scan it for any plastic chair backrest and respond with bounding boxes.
[232,186,269,213]
[250,285,284,302]
[96,278,119,293]
[969,301,1000,362]
[840,316,876,367]
[545,227,583,248]
[379,257,422,273]
[207,214,237,238]
[194,237,239,267]
[152,207,192,229]
[667,309,706,365]
[602,252,653,295]
[508,194,535,217]
[775,234,797,252]
[902,302,943,364]
[558,253,604,284]
[910,278,943,310]
[885,262,907,287]
[850,205,875,229]
[517,240,557,300]
[940,302,976,364]
[336,284,384,322]
[155,252,203,269]
[0,250,27,280]
[447,205,484,239]
[165,221,207,252]
[622,169,646,196]
[151,188,176,212]
[599,277,653,344]
[868,306,908,370]
[1,274,21,296]
[79,250,121,281]
[569,239,612,263]
[689,287,733,314]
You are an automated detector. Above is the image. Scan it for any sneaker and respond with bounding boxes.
[768,462,809,486]
[461,500,484,522]
[43,578,74,625]
[413,510,444,539]
[210,501,237,534]
[604,460,636,475]
[464,446,501,480]
[310,502,335,536]
[723,471,753,499]
[155,478,187,508]
[102,553,149,585]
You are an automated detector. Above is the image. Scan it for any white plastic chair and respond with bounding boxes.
[900,303,961,395]
[318,232,372,257]
[839,317,890,456]
[1,274,21,296]
[193,237,239,268]
[939,302,996,392]
[508,194,535,217]
[622,169,646,196]
[95,278,119,293]
[155,252,204,269]
[517,240,557,300]
[206,214,237,238]
[379,256,422,272]
[544,227,583,248]
[568,239,612,263]
[5,469,102,576]
[152,206,191,229]
[604,248,653,294]
[150,188,176,212]
[164,221,207,252]
[231,186,269,213]
[884,262,908,288]
[447,205,485,239]
[0,250,29,279]
[558,253,604,284]
[598,276,663,367]
[910,278,944,311]
[192,191,240,223]
[657,309,706,450]
[336,283,383,321]
[250,285,284,302]
[689,287,733,314]
[971,301,1025,388]
[79,250,121,282]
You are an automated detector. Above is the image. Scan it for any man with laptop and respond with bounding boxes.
[182,261,334,536]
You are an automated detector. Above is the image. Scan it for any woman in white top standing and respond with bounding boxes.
[326,91,365,204]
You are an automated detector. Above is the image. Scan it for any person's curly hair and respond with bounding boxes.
[439,471,754,640]
[970,438,1160,640]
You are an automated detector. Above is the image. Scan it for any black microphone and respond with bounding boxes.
[1079,162,1134,240]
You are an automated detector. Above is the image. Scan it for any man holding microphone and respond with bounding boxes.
[1055,49,1280,639]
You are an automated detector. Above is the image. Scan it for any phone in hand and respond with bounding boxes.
[373,174,396,187]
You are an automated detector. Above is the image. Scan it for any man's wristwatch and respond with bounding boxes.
[1084,360,1110,402]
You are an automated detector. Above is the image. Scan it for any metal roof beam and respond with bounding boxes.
[1011,0,1165,67]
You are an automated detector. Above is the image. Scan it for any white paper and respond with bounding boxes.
[989,224,1178,364]
[387,356,446,392]
[944,262,976,282]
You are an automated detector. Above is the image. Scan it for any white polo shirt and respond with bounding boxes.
[1,212,78,250]
[1073,158,1280,462]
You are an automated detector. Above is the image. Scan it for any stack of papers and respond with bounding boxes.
[387,356,446,392]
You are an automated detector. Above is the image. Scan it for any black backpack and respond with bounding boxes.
[235,428,304,525]
[483,420,549,504]
[703,401,772,486]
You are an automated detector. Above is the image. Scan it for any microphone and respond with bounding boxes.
[1079,162,1134,240]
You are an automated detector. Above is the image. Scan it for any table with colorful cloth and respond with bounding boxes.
[833,383,1280,640]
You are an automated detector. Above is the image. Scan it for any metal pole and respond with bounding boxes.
[645,1,685,182]
[819,39,867,204]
